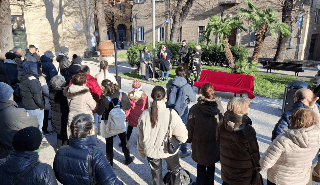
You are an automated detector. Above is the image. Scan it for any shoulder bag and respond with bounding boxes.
[13,160,40,185]
[164,109,181,154]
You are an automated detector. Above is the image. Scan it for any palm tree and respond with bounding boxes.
[202,15,246,73]
[238,0,291,62]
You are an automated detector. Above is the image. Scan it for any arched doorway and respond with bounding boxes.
[117,24,127,45]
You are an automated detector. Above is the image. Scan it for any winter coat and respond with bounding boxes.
[96,91,131,120]
[68,64,81,76]
[64,85,97,138]
[39,75,50,110]
[125,90,149,127]
[3,59,19,88]
[0,151,57,185]
[0,100,38,158]
[137,101,188,159]
[139,52,151,76]
[50,87,69,135]
[217,111,260,185]
[56,53,71,78]
[25,51,39,63]
[186,96,224,166]
[53,135,123,185]
[95,70,118,88]
[272,101,320,141]
[69,73,102,102]
[40,55,58,87]
[157,49,173,72]
[260,124,320,185]
[190,49,202,72]
[0,60,6,83]
[178,45,190,64]
[166,76,196,112]
[18,61,45,110]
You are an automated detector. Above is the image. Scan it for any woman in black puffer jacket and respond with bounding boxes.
[49,75,69,149]
[53,114,122,185]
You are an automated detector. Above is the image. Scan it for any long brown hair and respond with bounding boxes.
[201,83,214,99]
[150,86,166,128]
[289,108,318,129]
[101,79,120,96]
[99,60,109,79]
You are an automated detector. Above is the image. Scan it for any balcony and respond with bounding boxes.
[218,0,241,5]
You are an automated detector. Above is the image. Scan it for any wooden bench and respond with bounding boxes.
[193,70,256,99]
[261,61,304,76]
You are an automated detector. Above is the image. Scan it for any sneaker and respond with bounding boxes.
[179,151,191,158]
[124,156,135,165]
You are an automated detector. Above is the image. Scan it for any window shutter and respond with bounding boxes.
[249,31,256,46]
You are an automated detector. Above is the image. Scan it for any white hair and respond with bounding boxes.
[51,75,66,89]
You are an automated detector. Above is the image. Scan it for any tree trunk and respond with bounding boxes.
[95,0,108,41]
[170,0,194,42]
[252,23,268,62]
[223,37,237,73]
[0,0,14,53]
[274,0,293,62]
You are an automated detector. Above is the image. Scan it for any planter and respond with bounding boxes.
[98,40,114,57]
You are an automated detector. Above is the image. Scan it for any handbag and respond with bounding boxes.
[164,109,181,154]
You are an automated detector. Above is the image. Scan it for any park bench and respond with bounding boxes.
[193,70,256,99]
[261,61,304,76]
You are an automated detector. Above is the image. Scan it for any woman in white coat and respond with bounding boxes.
[260,107,320,185]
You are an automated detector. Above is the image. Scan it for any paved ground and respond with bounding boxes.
[38,58,320,184]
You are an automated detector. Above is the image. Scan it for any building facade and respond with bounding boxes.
[133,0,320,61]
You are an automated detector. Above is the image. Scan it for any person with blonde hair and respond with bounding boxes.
[217,97,260,185]
[260,108,320,185]
[187,83,224,185]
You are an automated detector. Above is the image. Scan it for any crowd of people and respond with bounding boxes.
[0,44,320,185]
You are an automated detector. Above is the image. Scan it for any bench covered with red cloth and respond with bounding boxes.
[193,70,256,99]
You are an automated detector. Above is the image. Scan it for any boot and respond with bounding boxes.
[106,154,113,167]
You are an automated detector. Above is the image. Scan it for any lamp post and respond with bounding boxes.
[152,0,156,79]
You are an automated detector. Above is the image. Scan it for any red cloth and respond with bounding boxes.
[193,70,256,99]
[125,92,149,127]
[69,73,102,102]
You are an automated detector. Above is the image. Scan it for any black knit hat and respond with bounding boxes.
[5,52,16,60]
[12,127,42,151]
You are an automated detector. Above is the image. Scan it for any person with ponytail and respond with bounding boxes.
[137,86,188,185]
[96,79,133,166]
[186,83,224,185]
[53,114,123,185]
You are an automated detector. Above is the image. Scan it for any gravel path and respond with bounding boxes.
[40,59,320,184]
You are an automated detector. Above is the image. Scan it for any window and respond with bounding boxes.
[198,26,206,43]
[158,27,164,42]
[315,9,320,24]
[134,0,146,4]
[137,27,144,41]
[177,27,182,43]
[249,31,256,46]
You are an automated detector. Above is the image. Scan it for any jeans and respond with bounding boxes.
[27,109,44,132]
[197,164,215,185]
[105,132,131,166]
[147,153,181,185]
[93,113,102,135]
[180,107,189,153]
[161,71,170,80]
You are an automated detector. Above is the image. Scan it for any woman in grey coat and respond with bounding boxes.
[139,47,151,81]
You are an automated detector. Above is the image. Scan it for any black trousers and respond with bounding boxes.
[147,153,181,185]
[42,109,49,132]
[105,132,130,166]
[127,125,134,141]
[197,163,215,185]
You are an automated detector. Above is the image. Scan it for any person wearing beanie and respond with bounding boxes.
[0,127,58,184]
[124,80,148,143]
[24,44,39,63]
[56,46,71,79]
[65,56,82,84]
[0,82,39,158]
[40,50,58,87]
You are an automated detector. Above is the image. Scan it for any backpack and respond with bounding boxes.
[100,93,127,138]
[167,83,188,116]
[163,168,192,185]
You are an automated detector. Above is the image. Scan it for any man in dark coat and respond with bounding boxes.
[18,61,45,134]
[0,82,39,159]
[24,45,39,63]
[0,127,58,184]
[157,44,173,81]
[65,55,82,84]
[56,46,71,79]
[178,40,190,69]
[0,53,6,83]
[40,50,58,87]
[3,52,19,88]
[272,88,320,141]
